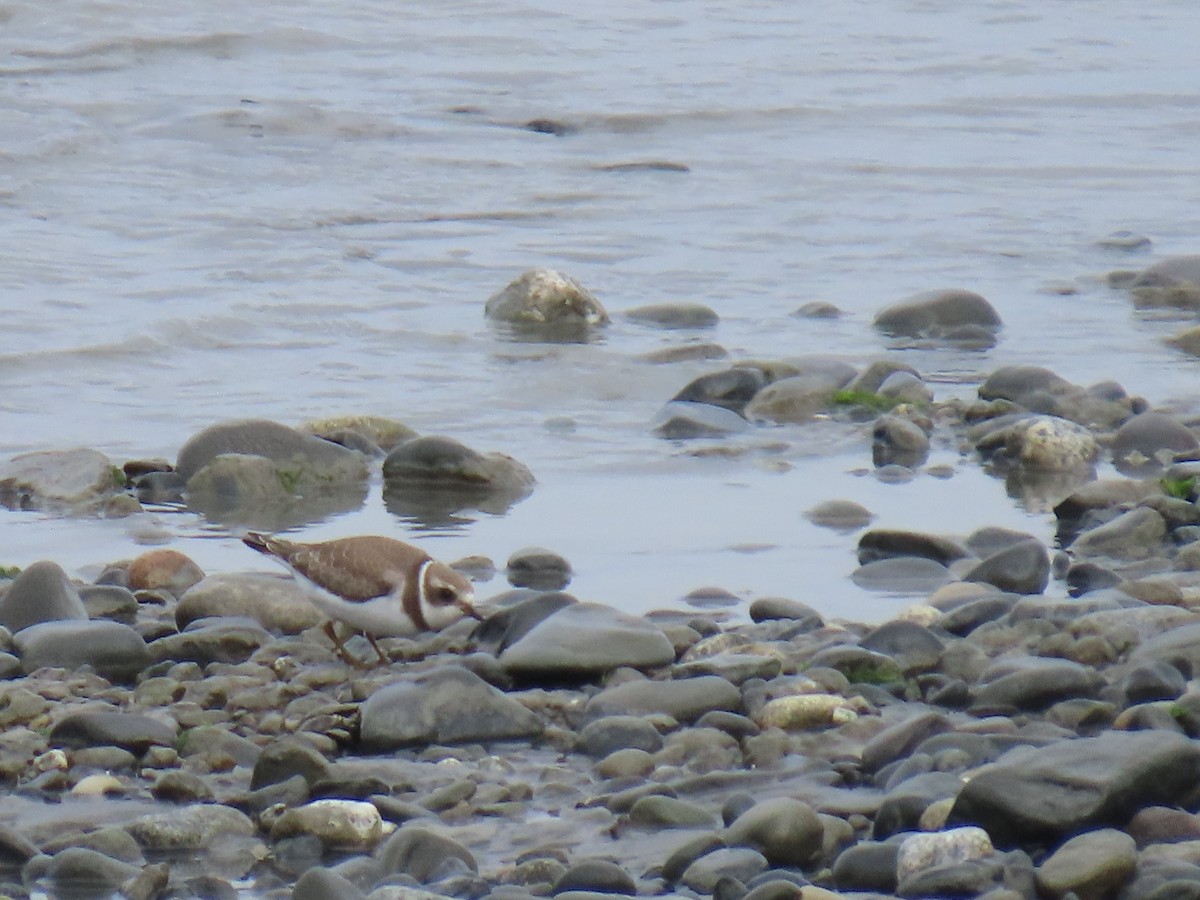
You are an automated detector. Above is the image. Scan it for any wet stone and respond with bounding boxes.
[49,710,177,755]
[124,803,255,851]
[148,617,273,666]
[652,401,751,439]
[723,798,824,868]
[358,666,544,750]
[175,418,369,485]
[506,547,573,591]
[971,656,1101,713]
[961,539,1050,595]
[127,549,205,597]
[681,847,769,893]
[484,267,608,335]
[872,415,930,469]
[873,289,1002,346]
[584,675,742,723]
[0,448,122,512]
[1035,828,1138,900]
[15,619,151,680]
[672,367,769,414]
[858,531,970,569]
[625,302,719,329]
[0,561,87,632]
[831,841,900,893]
[628,795,718,828]
[578,715,665,758]
[553,858,636,895]
[804,499,874,531]
[292,866,369,900]
[176,572,324,633]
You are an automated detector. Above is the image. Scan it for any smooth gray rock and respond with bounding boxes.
[971,656,1101,713]
[359,666,544,750]
[1111,411,1198,470]
[857,530,971,567]
[832,841,899,892]
[176,572,324,633]
[292,866,369,900]
[962,538,1050,595]
[505,546,572,591]
[875,771,964,838]
[878,370,934,404]
[1132,255,1200,290]
[584,675,742,723]
[872,415,930,468]
[1035,828,1137,900]
[874,289,1001,345]
[804,499,874,531]
[672,367,768,414]
[49,709,177,754]
[43,847,142,892]
[471,592,579,657]
[251,736,332,791]
[553,858,637,895]
[177,419,369,484]
[860,620,945,675]
[747,597,824,628]
[15,619,150,680]
[629,795,718,829]
[850,557,953,593]
[496,602,675,679]
[745,368,855,424]
[651,401,751,439]
[0,560,87,632]
[723,798,824,867]
[861,711,952,775]
[1070,506,1167,560]
[680,847,768,893]
[381,825,479,884]
[0,448,121,512]
[579,715,665,758]
[948,731,1200,847]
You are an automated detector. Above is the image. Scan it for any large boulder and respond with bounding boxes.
[948,731,1200,848]
[0,561,88,632]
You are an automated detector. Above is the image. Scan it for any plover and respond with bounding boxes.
[242,532,479,666]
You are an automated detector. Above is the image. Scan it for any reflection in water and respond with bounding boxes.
[185,481,369,533]
[383,480,533,531]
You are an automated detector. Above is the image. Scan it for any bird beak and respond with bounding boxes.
[461,601,483,621]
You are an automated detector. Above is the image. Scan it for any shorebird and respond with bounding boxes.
[242,532,480,666]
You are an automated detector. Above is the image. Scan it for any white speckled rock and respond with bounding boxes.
[270,798,384,850]
[897,827,995,881]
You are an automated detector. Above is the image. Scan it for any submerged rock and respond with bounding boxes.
[485,267,608,338]
[873,289,1002,347]
[624,303,719,329]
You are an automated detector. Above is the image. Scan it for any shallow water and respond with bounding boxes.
[3,0,1200,622]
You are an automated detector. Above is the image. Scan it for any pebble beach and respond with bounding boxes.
[6,259,1200,899]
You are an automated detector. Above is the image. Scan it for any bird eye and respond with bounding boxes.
[432,586,458,605]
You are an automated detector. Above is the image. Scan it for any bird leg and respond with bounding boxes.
[365,633,390,666]
[323,621,369,669]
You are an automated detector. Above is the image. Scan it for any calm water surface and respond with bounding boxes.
[3,0,1200,622]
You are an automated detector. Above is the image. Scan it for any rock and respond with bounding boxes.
[672,368,768,414]
[896,827,995,881]
[382,435,535,521]
[724,798,824,867]
[1111,412,1198,471]
[127,549,205,597]
[872,416,930,468]
[642,343,730,364]
[976,415,1100,471]
[0,448,122,512]
[832,841,900,892]
[674,652,781,683]
[747,597,824,628]
[793,300,842,318]
[804,499,874,531]
[496,602,675,679]
[177,419,370,485]
[484,267,608,335]
[124,804,256,850]
[578,716,665,758]
[948,731,1200,847]
[358,666,544,750]
[176,573,324,633]
[1070,506,1167,561]
[745,370,854,425]
[755,694,858,730]
[1131,255,1200,308]
[49,710,177,754]
[505,547,572,591]
[553,858,637,894]
[878,371,934,404]
[971,656,1101,713]
[292,866,369,900]
[251,736,332,791]
[873,289,1002,346]
[860,711,951,775]
[961,539,1050,595]
[651,402,751,439]
[303,415,418,453]
[584,675,741,723]
[271,800,384,850]
[1035,828,1138,900]
[43,847,142,893]
[79,584,138,623]
[0,561,88,632]
[680,847,769,893]
[977,367,1136,430]
[1098,230,1152,251]
[858,530,971,568]
[148,617,273,666]
[629,795,718,828]
[379,825,477,882]
[875,771,965,838]
[625,303,719,329]
[15,620,151,680]
[860,620,945,674]
[471,592,579,657]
